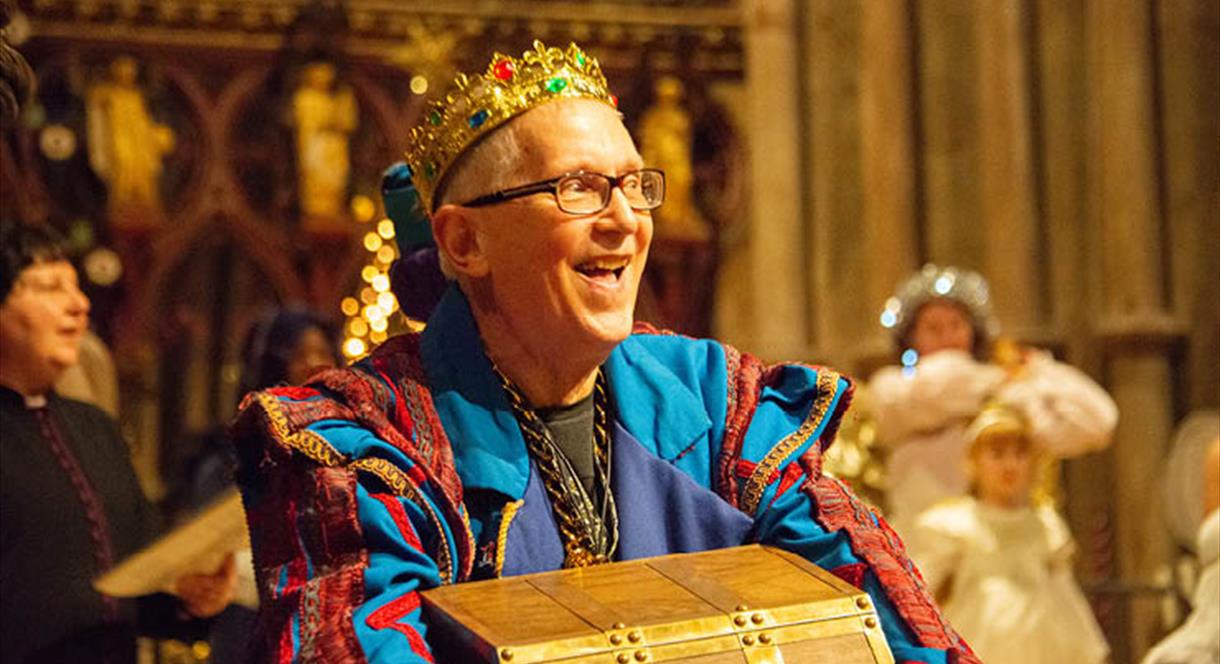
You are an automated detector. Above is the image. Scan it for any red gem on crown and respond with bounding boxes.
[492,59,515,81]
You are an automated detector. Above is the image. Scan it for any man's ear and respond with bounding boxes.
[431,204,490,278]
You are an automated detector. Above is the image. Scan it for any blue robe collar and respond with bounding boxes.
[421,285,528,499]
[603,336,713,462]
[421,284,713,500]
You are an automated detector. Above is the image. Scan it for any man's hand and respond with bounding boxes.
[175,552,238,618]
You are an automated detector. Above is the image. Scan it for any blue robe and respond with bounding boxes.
[232,286,977,664]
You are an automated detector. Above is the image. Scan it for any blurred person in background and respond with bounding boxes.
[905,402,1110,664]
[240,308,340,396]
[0,0,33,124]
[0,222,235,663]
[868,264,1118,535]
[168,308,339,511]
[54,328,121,419]
[1143,418,1220,664]
[164,307,339,663]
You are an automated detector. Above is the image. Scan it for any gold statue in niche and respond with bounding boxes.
[86,56,175,217]
[292,61,358,221]
[639,76,710,242]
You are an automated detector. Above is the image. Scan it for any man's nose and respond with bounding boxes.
[596,187,641,235]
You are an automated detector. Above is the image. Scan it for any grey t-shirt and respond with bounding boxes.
[538,393,596,497]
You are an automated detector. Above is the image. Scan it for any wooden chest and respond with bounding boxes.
[421,544,894,663]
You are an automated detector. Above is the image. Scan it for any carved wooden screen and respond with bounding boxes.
[1,0,746,501]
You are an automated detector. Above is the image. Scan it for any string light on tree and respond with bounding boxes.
[341,210,402,360]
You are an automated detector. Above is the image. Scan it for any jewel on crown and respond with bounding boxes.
[404,40,618,213]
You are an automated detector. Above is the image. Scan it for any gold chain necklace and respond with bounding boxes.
[494,367,619,568]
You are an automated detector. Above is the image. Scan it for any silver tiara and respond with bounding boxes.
[879,264,999,343]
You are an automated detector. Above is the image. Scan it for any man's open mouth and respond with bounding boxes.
[574,257,630,283]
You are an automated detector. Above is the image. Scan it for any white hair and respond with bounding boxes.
[432,121,527,280]
[435,121,526,208]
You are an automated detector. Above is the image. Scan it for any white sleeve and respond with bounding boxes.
[1039,505,1077,568]
[998,353,1118,458]
[869,350,1006,445]
[1140,563,1220,664]
[905,501,970,596]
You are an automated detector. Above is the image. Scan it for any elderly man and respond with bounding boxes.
[233,41,975,663]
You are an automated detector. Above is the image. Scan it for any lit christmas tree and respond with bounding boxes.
[339,214,401,359]
[340,163,429,360]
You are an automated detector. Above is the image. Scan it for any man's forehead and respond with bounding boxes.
[514,100,641,173]
[516,97,623,129]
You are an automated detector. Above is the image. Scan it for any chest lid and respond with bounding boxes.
[422,544,894,663]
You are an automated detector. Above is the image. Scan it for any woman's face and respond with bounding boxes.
[909,300,975,357]
[0,260,91,394]
[971,432,1035,509]
[285,327,336,385]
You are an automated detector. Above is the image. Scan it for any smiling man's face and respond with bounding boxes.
[466,99,654,360]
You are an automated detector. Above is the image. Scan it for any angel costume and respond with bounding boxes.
[1142,508,1220,664]
[871,348,1117,534]
[907,496,1110,664]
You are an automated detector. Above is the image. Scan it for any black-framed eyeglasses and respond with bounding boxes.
[460,168,666,215]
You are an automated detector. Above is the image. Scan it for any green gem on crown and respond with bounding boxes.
[428,110,442,126]
[545,77,568,93]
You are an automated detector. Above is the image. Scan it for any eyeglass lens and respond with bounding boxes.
[556,171,664,214]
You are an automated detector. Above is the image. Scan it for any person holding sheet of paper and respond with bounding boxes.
[0,221,236,663]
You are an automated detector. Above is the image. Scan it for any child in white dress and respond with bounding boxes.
[907,403,1110,664]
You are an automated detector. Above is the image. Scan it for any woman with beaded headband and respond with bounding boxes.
[232,42,979,664]
[868,264,1118,537]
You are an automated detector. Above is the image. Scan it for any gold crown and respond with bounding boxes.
[404,40,617,213]
[966,401,1028,446]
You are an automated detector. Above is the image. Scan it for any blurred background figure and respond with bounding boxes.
[869,264,1118,535]
[239,307,339,398]
[168,307,338,512]
[0,222,234,663]
[906,402,1110,664]
[382,161,444,324]
[164,306,338,663]
[639,76,710,242]
[1143,414,1220,664]
[55,328,121,418]
[0,0,32,125]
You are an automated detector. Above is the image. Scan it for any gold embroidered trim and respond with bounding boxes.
[459,504,475,582]
[350,457,417,495]
[494,500,524,578]
[350,457,455,584]
[740,370,841,515]
[255,392,346,467]
[254,392,459,583]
